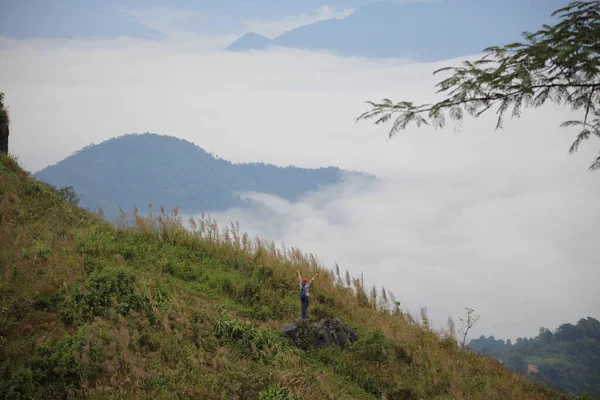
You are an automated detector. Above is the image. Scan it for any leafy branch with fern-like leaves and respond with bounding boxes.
[358,1,600,170]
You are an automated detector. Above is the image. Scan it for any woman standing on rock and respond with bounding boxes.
[297,270,318,319]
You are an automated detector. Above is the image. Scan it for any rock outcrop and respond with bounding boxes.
[281,317,359,350]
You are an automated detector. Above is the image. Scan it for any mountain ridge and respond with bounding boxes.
[33,133,373,223]
[226,0,568,61]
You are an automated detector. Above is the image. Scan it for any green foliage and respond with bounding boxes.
[0,332,90,399]
[358,1,600,170]
[213,316,286,364]
[471,317,600,398]
[0,362,36,400]
[20,241,52,260]
[258,386,295,400]
[29,334,85,387]
[59,268,150,324]
[252,304,278,321]
[352,328,393,363]
[142,375,170,392]
[468,335,507,354]
[58,186,80,205]
[306,329,413,398]
[507,353,528,374]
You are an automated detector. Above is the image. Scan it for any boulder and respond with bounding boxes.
[281,317,359,350]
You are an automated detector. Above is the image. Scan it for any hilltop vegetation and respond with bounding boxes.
[0,154,571,399]
[469,318,600,399]
[34,133,370,223]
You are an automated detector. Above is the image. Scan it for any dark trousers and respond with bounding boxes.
[301,296,310,319]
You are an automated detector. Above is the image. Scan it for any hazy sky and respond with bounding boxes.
[1,0,568,41]
[1,0,598,341]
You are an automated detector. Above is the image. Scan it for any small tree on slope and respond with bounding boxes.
[459,307,480,350]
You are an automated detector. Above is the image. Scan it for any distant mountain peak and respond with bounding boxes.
[226,32,273,51]
[224,0,565,61]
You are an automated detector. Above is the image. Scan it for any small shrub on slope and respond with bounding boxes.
[213,315,287,364]
[258,385,294,400]
[59,268,150,324]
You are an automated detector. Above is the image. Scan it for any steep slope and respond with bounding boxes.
[0,154,571,399]
[33,133,369,223]
[227,0,568,61]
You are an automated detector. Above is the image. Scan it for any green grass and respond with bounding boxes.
[0,154,574,400]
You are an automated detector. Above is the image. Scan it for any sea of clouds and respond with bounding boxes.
[1,35,598,340]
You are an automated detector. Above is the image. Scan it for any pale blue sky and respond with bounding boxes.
[0,0,570,39]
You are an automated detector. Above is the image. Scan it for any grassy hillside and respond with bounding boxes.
[0,154,571,399]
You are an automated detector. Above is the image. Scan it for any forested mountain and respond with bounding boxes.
[34,133,371,222]
[468,317,600,399]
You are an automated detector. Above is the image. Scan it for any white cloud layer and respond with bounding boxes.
[0,36,598,340]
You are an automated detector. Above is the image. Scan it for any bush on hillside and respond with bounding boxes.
[258,386,295,400]
[59,268,150,324]
[213,316,286,364]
